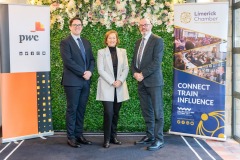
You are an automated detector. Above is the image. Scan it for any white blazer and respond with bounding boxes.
[96,47,129,102]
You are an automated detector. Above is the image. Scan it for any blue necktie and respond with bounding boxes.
[77,38,86,70]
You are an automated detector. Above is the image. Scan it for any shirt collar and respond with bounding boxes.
[71,33,80,40]
[142,31,151,41]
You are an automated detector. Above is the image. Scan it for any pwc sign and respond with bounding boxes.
[19,22,45,43]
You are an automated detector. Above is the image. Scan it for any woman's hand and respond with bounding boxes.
[113,80,122,88]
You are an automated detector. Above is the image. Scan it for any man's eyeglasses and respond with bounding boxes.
[139,24,151,28]
[72,24,82,27]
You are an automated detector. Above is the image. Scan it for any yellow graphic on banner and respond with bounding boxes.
[196,111,225,138]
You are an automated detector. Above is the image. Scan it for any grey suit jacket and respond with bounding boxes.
[96,47,129,102]
[131,34,164,87]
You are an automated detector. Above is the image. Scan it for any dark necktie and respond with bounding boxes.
[77,38,86,70]
[137,38,145,68]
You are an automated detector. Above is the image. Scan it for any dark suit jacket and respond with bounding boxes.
[60,35,95,86]
[131,34,164,87]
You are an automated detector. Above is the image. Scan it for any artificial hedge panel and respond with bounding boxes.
[50,24,173,132]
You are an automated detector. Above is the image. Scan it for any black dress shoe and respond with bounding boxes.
[110,137,122,145]
[147,140,164,151]
[135,136,155,144]
[103,141,110,148]
[76,136,92,145]
[67,139,81,148]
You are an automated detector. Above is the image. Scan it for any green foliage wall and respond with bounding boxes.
[51,24,173,132]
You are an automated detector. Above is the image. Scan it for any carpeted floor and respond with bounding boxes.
[0,133,223,160]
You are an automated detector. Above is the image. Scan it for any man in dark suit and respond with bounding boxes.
[60,17,95,148]
[131,18,164,151]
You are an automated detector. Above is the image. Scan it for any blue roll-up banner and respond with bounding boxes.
[169,2,228,141]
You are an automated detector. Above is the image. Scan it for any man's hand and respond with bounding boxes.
[83,71,92,80]
[133,72,144,82]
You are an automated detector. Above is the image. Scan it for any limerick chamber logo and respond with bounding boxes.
[180,12,191,24]
[31,22,45,32]
[177,107,193,116]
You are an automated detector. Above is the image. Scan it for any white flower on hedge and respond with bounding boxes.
[99,9,105,15]
[95,0,101,6]
[157,20,163,25]
[135,16,141,23]
[59,4,64,9]
[128,17,136,26]
[78,3,82,8]
[30,0,182,31]
[88,11,93,18]
[83,17,89,26]
[165,2,171,7]
[150,0,155,5]
[143,12,152,19]
[68,11,77,19]
[67,0,76,10]
[169,3,174,11]
[141,0,147,6]
[112,11,117,18]
[115,20,124,27]
[116,1,126,11]
[55,15,64,30]
[163,10,169,15]
[131,11,136,17]
[50,16,56,28]
[159,3,164,9]
[99,18,105,25]
[146,8,151,13]
[168,12,174,21]
[162,16,168,22]
[50,3,60,12]
[106,23,111,29]
[153,4,159,11]
[115,0,120,5]
[151,16,158,25]
[130,3,136,11]
[166,25,173,33]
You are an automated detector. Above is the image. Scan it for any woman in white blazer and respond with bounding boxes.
[96,30,129,148]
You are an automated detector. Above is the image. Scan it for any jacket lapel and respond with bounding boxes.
[141,34,153,65]
[116,47,121,77]
[69,36,83,60]
[105,47,114,77]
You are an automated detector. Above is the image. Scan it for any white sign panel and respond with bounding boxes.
[174,3,229,39]
[8,5,50,73]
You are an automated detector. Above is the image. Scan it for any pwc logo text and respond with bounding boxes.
[19,22,45,43]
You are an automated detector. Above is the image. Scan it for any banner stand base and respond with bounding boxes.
[1,131,54,143]
[168,130,227,142]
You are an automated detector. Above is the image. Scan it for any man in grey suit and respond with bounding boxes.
[131,18,164,151]
[60,17,95,148]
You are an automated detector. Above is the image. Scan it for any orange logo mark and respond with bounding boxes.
[31,22,45,32]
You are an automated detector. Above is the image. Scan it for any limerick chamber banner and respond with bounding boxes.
[0,4,53,143]
[169,2,228,140]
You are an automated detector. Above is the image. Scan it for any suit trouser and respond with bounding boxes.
[64,82,90,140]
[102,90,122,142]
[138,84,164,142]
